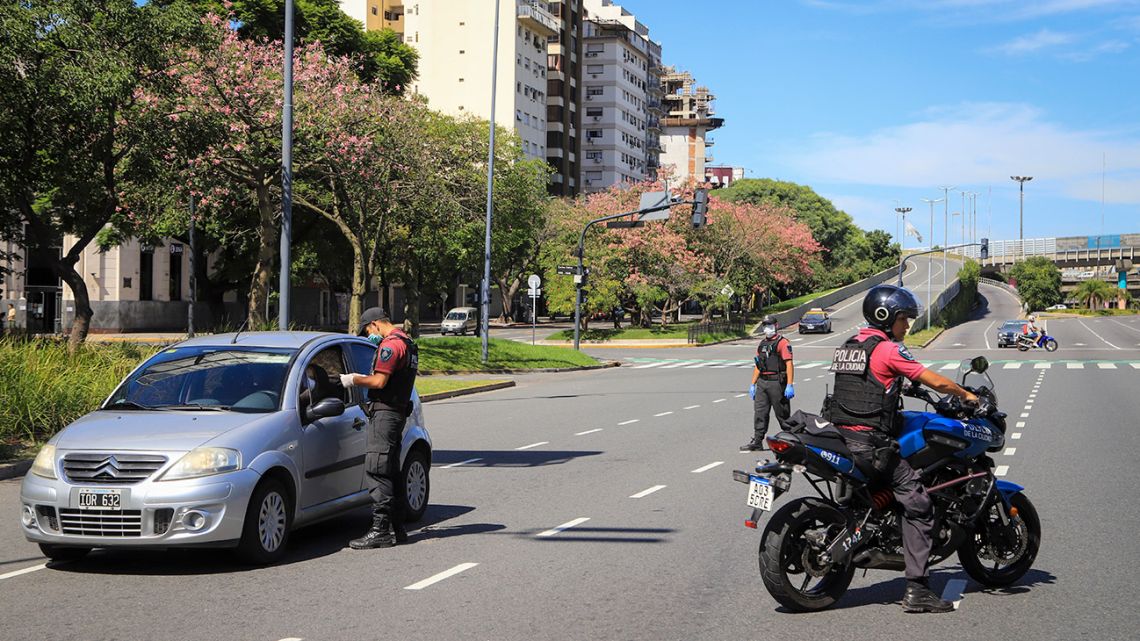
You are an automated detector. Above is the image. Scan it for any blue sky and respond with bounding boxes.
[616,0,1140,247]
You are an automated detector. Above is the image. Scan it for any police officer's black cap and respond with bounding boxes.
[761,314,778,326]
[356,307,390,336]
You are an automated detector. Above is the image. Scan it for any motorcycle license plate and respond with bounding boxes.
[747,476,774,511]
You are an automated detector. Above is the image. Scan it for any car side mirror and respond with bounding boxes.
[305,397,345,424]
[970,356,989,374]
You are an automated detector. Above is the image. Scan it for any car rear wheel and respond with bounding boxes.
[236,478,292,565]
[38,543,91,562]
[402,448,430,523]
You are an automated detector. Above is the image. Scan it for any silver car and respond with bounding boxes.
[19,331,431,564]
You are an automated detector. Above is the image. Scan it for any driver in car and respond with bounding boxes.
[825,285,978,613]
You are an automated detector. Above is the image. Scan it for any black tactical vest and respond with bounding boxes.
[755,336,787,374]
[368,333,419,415]
[824,335,901,436]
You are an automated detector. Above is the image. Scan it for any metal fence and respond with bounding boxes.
[687,319,745,344]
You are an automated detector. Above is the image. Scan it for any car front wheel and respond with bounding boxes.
[402,448,430,523]
[236,478,292,565]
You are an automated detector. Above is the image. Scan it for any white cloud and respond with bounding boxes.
[780,102,1140,205]
[1060,38,1132,60]
[988,28,1076,54]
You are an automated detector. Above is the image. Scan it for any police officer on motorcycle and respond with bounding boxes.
[339,307,419,549]
[742,314,795,451]
[826,285,978,613]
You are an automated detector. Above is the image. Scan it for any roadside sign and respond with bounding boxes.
[556,265,577,275]
[527,288,541,297]
[720,285,734,297]
[528,274,541,289]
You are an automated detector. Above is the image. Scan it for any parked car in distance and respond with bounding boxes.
[1045,304,1068,310]
[440,306,480,336]
[798,308,832,334]
[997,320,1030,348]
[20,331,432,565]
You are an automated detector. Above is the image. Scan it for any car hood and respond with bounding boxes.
[54,410,272,452]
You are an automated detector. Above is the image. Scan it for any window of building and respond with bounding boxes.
[458,77,464,82]
[587,64,603,75]
[169,245,183,301]
[459,50,465,54]
[586,86,603,96]
[371,7,378,15]
[586,107,602,118]
[587,129,602,138]
[139,247,153,301]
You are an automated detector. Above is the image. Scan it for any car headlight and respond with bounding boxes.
[159,447,241,481]
[31,444,57,479]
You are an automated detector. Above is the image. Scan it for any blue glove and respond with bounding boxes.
[784,384,795,399]
[749,384,757,400]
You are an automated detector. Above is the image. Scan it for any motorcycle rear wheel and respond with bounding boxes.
[758,498,855,612]
[958,492,1041,587]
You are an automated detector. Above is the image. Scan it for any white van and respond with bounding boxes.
[440,307,480,336]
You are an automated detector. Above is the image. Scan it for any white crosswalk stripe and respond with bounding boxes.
[939,362,959,371]
[1003,362,1023,369]
[624,358,1138,372]
[1098,363,1118,369]
[798,362,824,369]
[1034,362,1052,369]
[632,362,666,369]
[1067,362,1084,369]
[683,362,708,369]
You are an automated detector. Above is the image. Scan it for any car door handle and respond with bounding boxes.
[352,418,367,431]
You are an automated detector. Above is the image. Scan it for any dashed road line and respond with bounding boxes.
[441,458,482,469]
[1011,432,1022,439]
[516,441,549,450]
[734,393,747,398]
[404,563,479,590]
[629,485,667,499]
[537,517,590,537]
[1019,413,1029,418]
[1003,447,1017,456]
[575,428,603,436]
[691,461,724,473]
[0,563,47,581]
[618,419,639,426]
[713,398,727,403]
[1015,421,1026,427]
[995,465,1009,477]
[654,411,674,417]
[683,404,701,410]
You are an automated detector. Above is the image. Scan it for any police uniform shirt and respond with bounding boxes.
[374,329,412,377]
[839,327,927,431]
[757,336,793,373]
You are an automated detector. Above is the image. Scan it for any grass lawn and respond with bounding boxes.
[419,337,599,370]
[1044,308,1138,316]
[417,378,507,396]
[551,321,750,343]
[764,287,843,314]
[904,326,943,348]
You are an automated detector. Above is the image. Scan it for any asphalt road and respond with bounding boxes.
[2,285,1139,640]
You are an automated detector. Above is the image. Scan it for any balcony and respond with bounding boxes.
[518,2,559,36]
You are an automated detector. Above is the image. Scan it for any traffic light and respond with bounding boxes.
[691,188,709,228]
[980,238,989,260]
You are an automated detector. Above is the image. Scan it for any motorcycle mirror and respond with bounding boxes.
[970,356,989,374]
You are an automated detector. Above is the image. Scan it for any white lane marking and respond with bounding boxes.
[1020,413,1030,418]
[683,405,701,410]
[737,364,754,369]
[537,517,590,537]
[1015,421,1026,427]
[1029,393,1037,398]
[803,377,813,382]
[516,441,549,450]
[1078,319,1121,350]
[661,360,697,369]
[1023,405,1032,410]
[683,362,708,369]
[1004,447,1017,456]
[939,362,959,371]
[789,337,804,342]
[713,398,727,403]
[984,320,995,350]
[618,419,639,426]
[1003,362,1022,369]
[0,563,48,581]
[442,458,482,469]
[404,563,479,590]
[734,393,747,398]
[1073,343,1087,346]
[633,361,666,369]
[1098,362,1118,369]
[995,465,1009,476]
[1109,319,1140,334]
[1012,432,1022,439]
[629,485,667,499]
[710,363,735,368]
[654,411,673,417]
[942,578,968,611]
[952,343,966,347]
[691,461,724,473]
[1132,363,1140,369]
[798,362,824,369]
[1034,363,1051,369]
[575,428,603,436]
[1067,362,1084,369]
[278,638,305,641]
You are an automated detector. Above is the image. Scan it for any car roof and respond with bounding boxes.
[170,331,356,350]
[1000,320,1028,326]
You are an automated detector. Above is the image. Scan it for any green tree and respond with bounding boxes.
[865,229,901,271]
[1072,279,1116,310]
[0,0,203,348]
[1009,256,1062,311]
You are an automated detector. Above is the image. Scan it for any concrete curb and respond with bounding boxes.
[0,459,32,481]
[420,380,516,402]
[419,361,620,375]
[915,327,947,349]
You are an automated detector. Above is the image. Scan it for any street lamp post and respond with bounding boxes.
[921,198,943,304]
[480,0,503,363]
[1011,176,1033,259]
[894,206,911,253]
[278,0,294,330]
[939,185,954,286]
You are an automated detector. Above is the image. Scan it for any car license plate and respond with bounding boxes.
[76,488,122,511]
[746,476,774,511]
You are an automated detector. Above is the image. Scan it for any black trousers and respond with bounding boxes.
[365,408,406,524]
[845,437,936,581]
[752,376,790,442]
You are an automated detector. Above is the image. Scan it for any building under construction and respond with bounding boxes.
[659,67,723,184]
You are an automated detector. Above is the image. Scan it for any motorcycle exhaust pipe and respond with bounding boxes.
[852,548,906,571]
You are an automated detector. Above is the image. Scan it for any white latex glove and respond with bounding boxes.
[338,373,356,388]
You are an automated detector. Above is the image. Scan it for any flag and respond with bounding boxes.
[905,220,923,243]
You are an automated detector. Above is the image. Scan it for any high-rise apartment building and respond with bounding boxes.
[579,0,662,193]
[544,0,584,197]
[659,67,722,184]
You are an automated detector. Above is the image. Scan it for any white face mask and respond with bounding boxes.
[763,326,777,338]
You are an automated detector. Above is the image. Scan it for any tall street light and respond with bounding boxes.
[278,0,294,329]
[939,185,954,282]
[1011,176,1033,259]
[922,198,943,299]
[895,206,911,253]
[480,0,503,363]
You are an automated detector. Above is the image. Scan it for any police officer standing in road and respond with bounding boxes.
[742,314,795,451]
[339,307,419,549]
[825,285,978,613]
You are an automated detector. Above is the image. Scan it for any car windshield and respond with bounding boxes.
[445,312,467,320]
[1001,321,1026,330]
[804,313,826,319]
[104,346,295,413]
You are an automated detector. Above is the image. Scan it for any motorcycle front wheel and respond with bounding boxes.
[958,492,1041,587]
[758,498,855,612]
[1043,339,1058,352]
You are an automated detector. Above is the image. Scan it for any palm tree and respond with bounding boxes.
[1072,279,1116,310]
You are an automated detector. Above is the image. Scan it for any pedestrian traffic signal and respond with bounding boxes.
[980,238,989,260]
[691,188,709,228]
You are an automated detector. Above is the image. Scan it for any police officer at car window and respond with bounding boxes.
[742,314,795,451]
[825,285,978,613]
[339,307,419,549]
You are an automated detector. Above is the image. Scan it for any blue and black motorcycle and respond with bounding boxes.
[733,356,1041,612]
[1016,331,1059,352]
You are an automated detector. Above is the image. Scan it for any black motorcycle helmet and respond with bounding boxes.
[862,284,920,330]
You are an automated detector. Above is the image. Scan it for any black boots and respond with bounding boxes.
[902,580,955,613]
[392,519,408,545]
[740,440,766,452]
[350,514,396,550]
